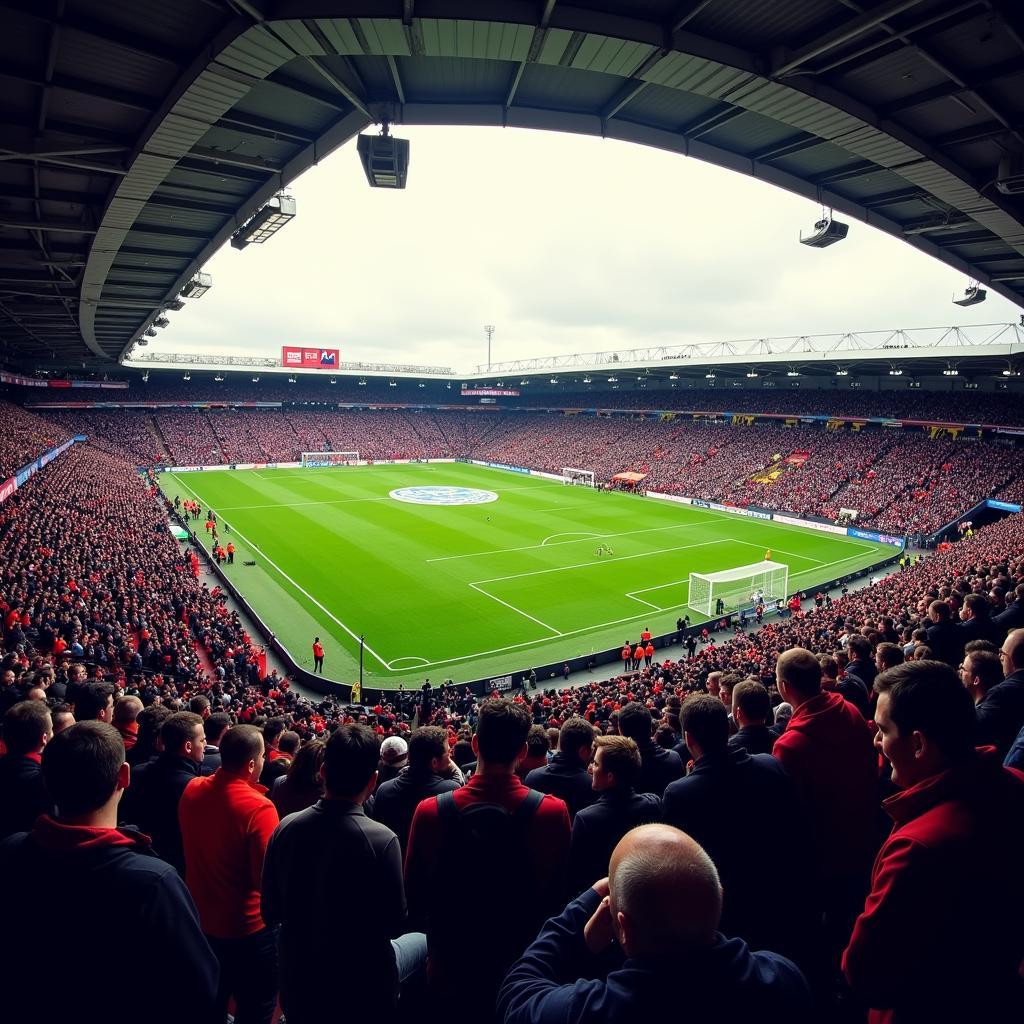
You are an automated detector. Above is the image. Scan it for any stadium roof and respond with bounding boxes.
[1,0,1023,372]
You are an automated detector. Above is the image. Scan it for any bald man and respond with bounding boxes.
[498,824,811,1024]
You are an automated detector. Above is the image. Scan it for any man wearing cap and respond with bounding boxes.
[378,735,409,785]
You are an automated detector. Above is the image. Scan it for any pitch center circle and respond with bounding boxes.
[389,485,498,506]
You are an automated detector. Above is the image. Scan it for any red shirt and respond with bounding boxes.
[178,771,279,938]
[313,642,324,658]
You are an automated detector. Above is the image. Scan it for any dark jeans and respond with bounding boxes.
[313,656,323,672]
[206,927,278,1024]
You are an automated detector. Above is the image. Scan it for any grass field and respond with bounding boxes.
[158,463,891,687]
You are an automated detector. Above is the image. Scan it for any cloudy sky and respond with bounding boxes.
[153,125,1022,372]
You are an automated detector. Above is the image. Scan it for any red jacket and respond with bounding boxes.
[773,691,878,880]
[843,751,1024,1024]
[178,770,279,938]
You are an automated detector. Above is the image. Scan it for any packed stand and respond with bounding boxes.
[1,436,1024,1022]
[0,400,71,479]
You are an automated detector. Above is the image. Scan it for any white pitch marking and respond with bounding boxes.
[387,656,430,668]
[427,517,721,563]
[471,538,734,587]
[170,477,392,671]
[468,582,563,636]
[541,531,601,546]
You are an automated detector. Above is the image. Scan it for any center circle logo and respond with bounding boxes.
[390,486,498,506]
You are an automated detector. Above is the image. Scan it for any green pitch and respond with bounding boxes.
[159,463,891,688]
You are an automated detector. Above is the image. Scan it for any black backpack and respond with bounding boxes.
[429,789,545,988]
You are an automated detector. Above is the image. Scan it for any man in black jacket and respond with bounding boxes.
[617,702,683,796]
[369,725,460,853]
[0,700,52,839]
[979,628,1024,758]
[120,711,204,873]
[262,723,424,1024]
[840,635,875,718]
[567,735,660,895]
[728,681,778,755]
[525,716,597,819]
[957,593,1000,650]
[0,722,217,1024]
[662,696,815,967]
[201,711,231,775]
[993,584,1024,638]
[926,600,961,666]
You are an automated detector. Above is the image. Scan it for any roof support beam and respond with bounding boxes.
[752,133,823,162]
[879,57,1021,115]
[772,0,927,77]
[0,214,95,234]
[668,1,717,34]
[680,104,745,139]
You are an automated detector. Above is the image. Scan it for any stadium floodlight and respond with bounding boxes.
[418,382,426,388]
[230,194,296,249]
[180,272,212,298]
[550,377,559,384]
[389,380,397,387]
[583,376,592,383]
[142,371,149,382]
[330,376,337,384]
[357,123,409,189]
[165,297,185,311]
[287,375,296,383]
[358,378,367,386]
[183,373,191,381]
[835,369,848,376]
[607,376,618,382]
[786,370,800,377]
[943,367,959,376]
[953,283,986,306]
[136,338,148,346]
[799,211,848,248]
[705,371,716,379]
[889,368,903,376]
[214,374,224,382]
[746,370,759,378]
[153,315,170,329]
[520,379,529,386]
[144,327,158,338]
[252,376,260,383]
[669,372,679,380]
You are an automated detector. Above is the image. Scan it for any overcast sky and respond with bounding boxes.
[152,125,1022,372]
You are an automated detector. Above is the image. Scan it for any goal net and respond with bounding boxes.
[688,561,789,618]
[562,467,595,487]
[300,450,359,467]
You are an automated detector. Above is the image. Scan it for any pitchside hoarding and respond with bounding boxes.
[281,347,340,369]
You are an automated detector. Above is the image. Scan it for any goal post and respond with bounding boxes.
[562,467,595,487]
[688,560,789,618]
[300,450,359,467]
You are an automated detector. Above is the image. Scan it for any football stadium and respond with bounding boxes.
[1,3,1024,1024]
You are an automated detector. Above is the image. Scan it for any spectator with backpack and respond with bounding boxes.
[405,699,570,1021]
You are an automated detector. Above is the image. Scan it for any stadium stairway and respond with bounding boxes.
[145,416,171,464]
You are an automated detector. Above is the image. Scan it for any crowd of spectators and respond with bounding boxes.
[0,400,71,479]
[1,400,1024,1022]
[1,488,1022,1022]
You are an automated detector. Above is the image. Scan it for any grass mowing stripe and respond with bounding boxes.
[171,475,392,670]
[159,464,893,686]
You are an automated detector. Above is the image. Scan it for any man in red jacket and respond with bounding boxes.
[774,647,878,959]
[178,724,280,1024]
[843,660,1024,1024]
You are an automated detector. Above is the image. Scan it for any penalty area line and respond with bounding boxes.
[468,582,563,637]
[170,477,391,671]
